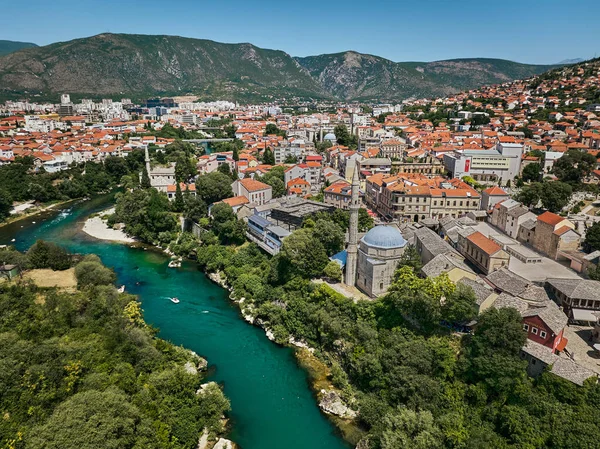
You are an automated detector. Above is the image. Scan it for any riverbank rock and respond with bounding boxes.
[196,429,209,449]
[213,438,235,449]
[196,381,218,396]
[355,438,369,449]
[184,361,198,375]
[241,307,254,324]
[265,328,275,341]
[197,357,208,371]
[289,336,315,353]
[319,389,357,419]
[208,271,228,289]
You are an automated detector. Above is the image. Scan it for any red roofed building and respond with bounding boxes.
[286,177,310,197]
[458,231,510,274]
[231,178,272,205]
[166,183,196,201]
[481,186,510,210]
[323,180,353,209]
[221,195,250,213]
[533,212,579,259]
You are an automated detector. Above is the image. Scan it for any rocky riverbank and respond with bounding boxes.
[205,269,364,447]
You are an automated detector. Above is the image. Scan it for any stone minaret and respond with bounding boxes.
[144,145,151,175]
[345,164,360,287]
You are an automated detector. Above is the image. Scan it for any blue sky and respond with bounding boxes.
[1,0,598,64]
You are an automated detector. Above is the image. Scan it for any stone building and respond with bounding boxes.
[356,225,408,297]
[480,186,510,211]
[231,178,273,206]
[458,230,510,274]
[532,211,579,260]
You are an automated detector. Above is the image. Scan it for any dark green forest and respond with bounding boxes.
[0,246,229,449]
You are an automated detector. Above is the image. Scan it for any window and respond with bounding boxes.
[379,282,384,290]
[523,324,529,331]
[540,331,547,339]
[453,201,457,206]
[531,327,538,335]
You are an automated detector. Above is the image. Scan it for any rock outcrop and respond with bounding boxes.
[319,389,357,419]
[213,438,235,449]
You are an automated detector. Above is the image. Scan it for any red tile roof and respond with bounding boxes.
[537,211,564,227]
[466,231,502,255]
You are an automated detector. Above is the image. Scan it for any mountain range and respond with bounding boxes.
[0,33,560,102]
[0,40,37,57]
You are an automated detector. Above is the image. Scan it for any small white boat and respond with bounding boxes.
[117,285,125,293]
[170,297,180,304]
[168,260,182,268]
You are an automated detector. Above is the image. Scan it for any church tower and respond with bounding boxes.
[345,164,360,287]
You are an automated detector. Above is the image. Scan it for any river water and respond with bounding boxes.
[0,194,350,449]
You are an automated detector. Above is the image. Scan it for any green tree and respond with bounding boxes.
[27,389,143,449]
[540,181,572,213]
[280,228,329,278]
[323,261,342,282]
[397,244,422,272]
[172,182,184,212]
[522,162,542,183]
[196,172,234,204]
[584,222,600,253]
[379,408,443,449]
[313,219,345,256]
[140,166,151,189]
[210,203,246,245]
[183,195,207,223]
[0,189,11,221]
[27,240,71,270]
[334,124,351,146]
[262,147,275,165]
[104,156,130,182]
[515,182,542,208]
[553,149,597,185]
[75,259,117,288]
[588,263,600,281]
[441,283,478,324]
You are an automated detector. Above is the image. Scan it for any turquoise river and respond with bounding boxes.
[0,194,350,449]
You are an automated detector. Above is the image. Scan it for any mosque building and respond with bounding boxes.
[344,165,408,297]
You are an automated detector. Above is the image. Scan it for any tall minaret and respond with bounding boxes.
[144,145,151,175]
[345,164,360,287]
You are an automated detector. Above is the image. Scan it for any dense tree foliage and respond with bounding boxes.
[264,123,287,137]
[584,222,600,253]
[553,149,597,186]
[27,240,72,270]
[515,181,572,212]
[334,124,358,148]
[0,251,230,449]
[195,172,234,205]
[0,155,146,222]
[113,188,178,244]
[257,166,286,198]
[522,162,542,183]
[194,236,600,448]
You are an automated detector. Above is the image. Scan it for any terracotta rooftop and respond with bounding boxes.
[466,231,502,255]
[537,211,565,227]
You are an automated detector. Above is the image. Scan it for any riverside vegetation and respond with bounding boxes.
[109,163,600,448]
[0,151,148,223]
[0,245,230,449]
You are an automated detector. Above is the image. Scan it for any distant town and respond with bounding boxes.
[2,56,600,448]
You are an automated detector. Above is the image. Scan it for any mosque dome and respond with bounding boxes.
[323,133,337,141]
[361,225,407,249]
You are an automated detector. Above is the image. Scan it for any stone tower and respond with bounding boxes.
[144,145,151,176]
[345,164,360,287]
